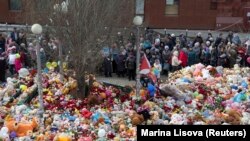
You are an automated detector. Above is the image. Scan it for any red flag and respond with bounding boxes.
[147,72,157,84]
[140,53,151,74]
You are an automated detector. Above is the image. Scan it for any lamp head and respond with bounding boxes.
[31,24,43,34]
[133,16,143,26]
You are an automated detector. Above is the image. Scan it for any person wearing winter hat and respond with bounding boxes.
[0,33,6,52]
[14,53,22,73]
[8,49,16,75]
[171,51,182,72]
[193,42,201,64]
[192,32,203,46]
[201,43,211,65]
[162,45,171,76]
[178,48,188,68]
[154,59,162,79]
[214,33,223,47]
[40,48,47,68]
[187,47,196,66]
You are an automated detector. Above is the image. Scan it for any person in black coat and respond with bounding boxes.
[115,53,126,77]
[0,34,6,52]
[215,33,223,47]
[103,56,112,77]
[10,27,19,43]
[126,53,136,81]
[0,51,7,82]
[192,32,203,47]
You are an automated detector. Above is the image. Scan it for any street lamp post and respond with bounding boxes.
[133,16,143,98]
[31,24,44,126]
[58,41,63,82]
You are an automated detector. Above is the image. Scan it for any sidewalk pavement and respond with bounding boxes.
[96,73,168,87]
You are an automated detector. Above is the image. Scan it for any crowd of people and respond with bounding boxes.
[102,29,250,80]
[0,27,54,84]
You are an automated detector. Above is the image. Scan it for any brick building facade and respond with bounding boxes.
[143,0,250,32]
[1,0,250,32]
[0,0,24,24]
[0,0,134,27]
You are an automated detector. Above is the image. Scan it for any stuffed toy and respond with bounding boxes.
[241,112,250,125]
[87,95,101,107]
[193,63,204,77]
[223,110,242,125]
[169,114,187,125]
[15,117,39,137]
[159,84,184,100]
[130,111,144,125]
[0,127,10,140]
[143,101,156,110]
[53,133,72,141]
[201,69,211,79]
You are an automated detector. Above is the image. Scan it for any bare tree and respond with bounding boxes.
[20,0,134,97]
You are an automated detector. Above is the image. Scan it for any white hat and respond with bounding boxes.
[164,45,169,50]
[197,32,202,36]
[173,51,179,56]
[29,43,33,46]
[194,42,200,47]
[171,33,175,37]
[206,41,210,46]
[20,43,25,47]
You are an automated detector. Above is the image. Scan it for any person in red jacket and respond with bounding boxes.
[179,48,188,68]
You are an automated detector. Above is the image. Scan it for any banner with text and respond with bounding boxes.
[137,125,250,141]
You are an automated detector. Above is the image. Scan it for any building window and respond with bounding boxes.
[247,12,250,22]
[35,0,51,11]
[136,0,145,15]
[210,1,217,10]
[165,0,179,15]
[9,0,22,11]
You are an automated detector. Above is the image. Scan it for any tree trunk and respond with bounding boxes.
[76,74,86,98]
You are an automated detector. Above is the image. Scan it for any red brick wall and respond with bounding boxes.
[145,0,250,31]
[0,0,25,24]
[145,0,217,30]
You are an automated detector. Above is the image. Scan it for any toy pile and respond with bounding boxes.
[0,63,250,140]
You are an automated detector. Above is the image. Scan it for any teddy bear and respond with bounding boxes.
[169,113,187,125]
[130,111,144,126]
[241,112,250,125]
[0,127,10,140]
[5,116,39,137]
[193,63,204,77]
[143,101,156,110]
[223,110,242,125]
[53,132,72,141]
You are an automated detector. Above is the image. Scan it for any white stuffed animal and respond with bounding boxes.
[0,127,10,141]
[241,112,250,125]
[202,69,211,79]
